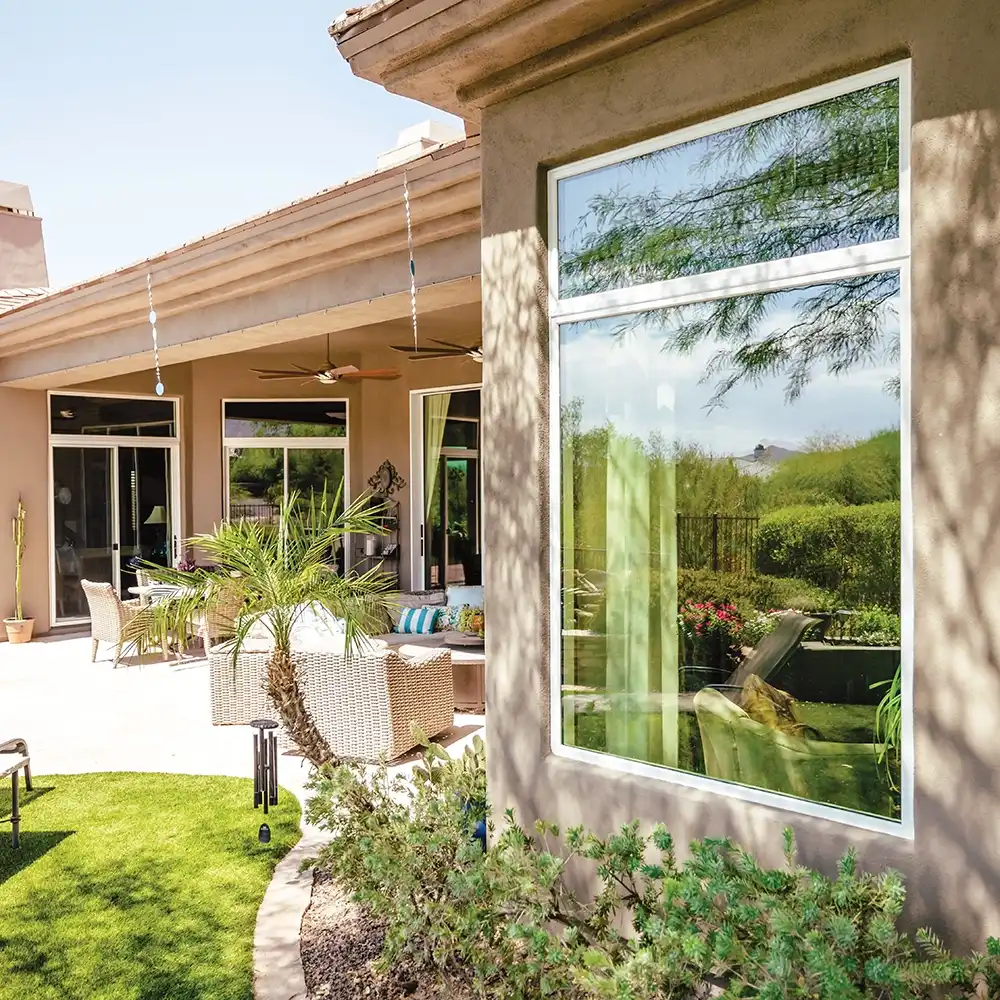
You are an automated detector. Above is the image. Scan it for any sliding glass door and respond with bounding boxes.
[49,393,181,623]
[411,387,482,591]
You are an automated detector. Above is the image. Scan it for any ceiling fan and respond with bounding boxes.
[390,339,483,364]
[251,334,401,384]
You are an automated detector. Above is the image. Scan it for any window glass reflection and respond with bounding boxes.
[557,80,899,298]
[559,275,902,819]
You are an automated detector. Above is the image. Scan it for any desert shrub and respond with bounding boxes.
[678,567,836,617]
[307,737,1000,1000]
[761,429,901,509]
[757,501,901,610]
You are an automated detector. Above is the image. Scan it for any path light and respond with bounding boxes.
[258,823,271,844]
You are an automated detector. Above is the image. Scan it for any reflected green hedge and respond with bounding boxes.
[757,501,901,611]
[677,567,836,616]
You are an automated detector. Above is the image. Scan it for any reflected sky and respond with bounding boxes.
[560,284,900,456]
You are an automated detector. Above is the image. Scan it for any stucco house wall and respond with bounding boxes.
[481,0,1000,944]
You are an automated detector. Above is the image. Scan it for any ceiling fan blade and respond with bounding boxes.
[327,364,359,376]
[405,351,465,360]
[342,369,402,380]
[430,339,480,352]
[389,344,459,355]
[254,372,314,380]
[250,368,319,376]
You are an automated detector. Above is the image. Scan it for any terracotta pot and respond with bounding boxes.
[3,618,35,644]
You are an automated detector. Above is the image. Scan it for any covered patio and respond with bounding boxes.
[0,126,485,652]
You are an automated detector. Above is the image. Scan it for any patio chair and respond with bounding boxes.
[81,579,143,668]
[197,584,243,655]
[1,737,32,849]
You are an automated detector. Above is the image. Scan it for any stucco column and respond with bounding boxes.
[0,387,50,636]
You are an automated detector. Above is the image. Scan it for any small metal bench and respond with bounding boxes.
[1,738,32,849]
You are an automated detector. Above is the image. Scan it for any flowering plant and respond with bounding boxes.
[677,600,742,642]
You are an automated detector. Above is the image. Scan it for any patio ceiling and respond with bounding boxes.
[331,0,753,122]
[0,136,481,388]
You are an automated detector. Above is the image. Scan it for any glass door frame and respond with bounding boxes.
[47,390,183,627]
[408,382,482,592]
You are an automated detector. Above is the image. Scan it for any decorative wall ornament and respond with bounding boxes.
[367,460,406,497]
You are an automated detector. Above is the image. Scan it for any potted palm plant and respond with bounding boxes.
[130,488,392,766]
[3,497,34,644]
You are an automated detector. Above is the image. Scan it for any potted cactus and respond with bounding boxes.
[4,497,34,644]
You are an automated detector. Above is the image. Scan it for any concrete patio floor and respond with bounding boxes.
[0,630,486,809]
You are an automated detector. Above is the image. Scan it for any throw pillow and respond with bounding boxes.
[434,604,466,632]
[446,585,485,609]
[395,606,442,634]
[388,591,447,627]
[457,605,485,637]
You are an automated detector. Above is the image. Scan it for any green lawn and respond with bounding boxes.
[0,772,300,1000]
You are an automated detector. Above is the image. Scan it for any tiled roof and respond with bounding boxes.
[0,287,51,314]
[331,0,405,36]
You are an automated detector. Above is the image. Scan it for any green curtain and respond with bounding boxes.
[424,392,451,522]
[603,425,678,766]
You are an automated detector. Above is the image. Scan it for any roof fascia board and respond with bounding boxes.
[0,140,475,335]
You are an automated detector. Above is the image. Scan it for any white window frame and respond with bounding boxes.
[408,383,483,591]
[47,389,183,627]
[547,60,914,838]
[221,397,351,520]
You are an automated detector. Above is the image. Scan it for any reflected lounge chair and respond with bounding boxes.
[693,687,891,814]
[679,611,821,711]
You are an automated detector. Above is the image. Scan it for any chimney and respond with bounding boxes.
[376,120,465,170]
[0,181,49,288]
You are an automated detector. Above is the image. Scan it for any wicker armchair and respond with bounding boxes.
[81,580,143,668]
[208,642,454,762]
[197,585,243,655]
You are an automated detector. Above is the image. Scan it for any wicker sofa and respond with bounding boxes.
[209,641,454,762]
[377,588,486,712]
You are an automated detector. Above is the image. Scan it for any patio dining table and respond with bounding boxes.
[127,584,203,656]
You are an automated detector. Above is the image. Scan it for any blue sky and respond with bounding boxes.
[1,2,462,289]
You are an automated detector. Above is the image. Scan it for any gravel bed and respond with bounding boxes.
[301,870,466,1000]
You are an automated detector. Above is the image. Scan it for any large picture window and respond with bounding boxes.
[549,63,910,830]
[223,401,350,555]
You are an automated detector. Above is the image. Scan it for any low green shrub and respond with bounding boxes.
[307,737,1000,1000]
[835,605,902,647]
[756,502,901,610]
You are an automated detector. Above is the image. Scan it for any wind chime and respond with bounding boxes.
[145,172,420,395]
[146,273,164,396]
[403,170,418,352]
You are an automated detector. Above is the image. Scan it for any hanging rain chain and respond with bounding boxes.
[403,171,418,352]
[146,273,164,396]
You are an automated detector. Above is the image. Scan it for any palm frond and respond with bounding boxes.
[127,488,395,660]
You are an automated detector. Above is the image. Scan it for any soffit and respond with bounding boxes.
[331,0,754,121]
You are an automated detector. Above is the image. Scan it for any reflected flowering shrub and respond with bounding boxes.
[677,600,742,643]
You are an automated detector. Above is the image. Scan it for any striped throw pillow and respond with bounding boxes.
[395,606,441,634]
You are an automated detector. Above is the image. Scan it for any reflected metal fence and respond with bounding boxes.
[675,513,759,575]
